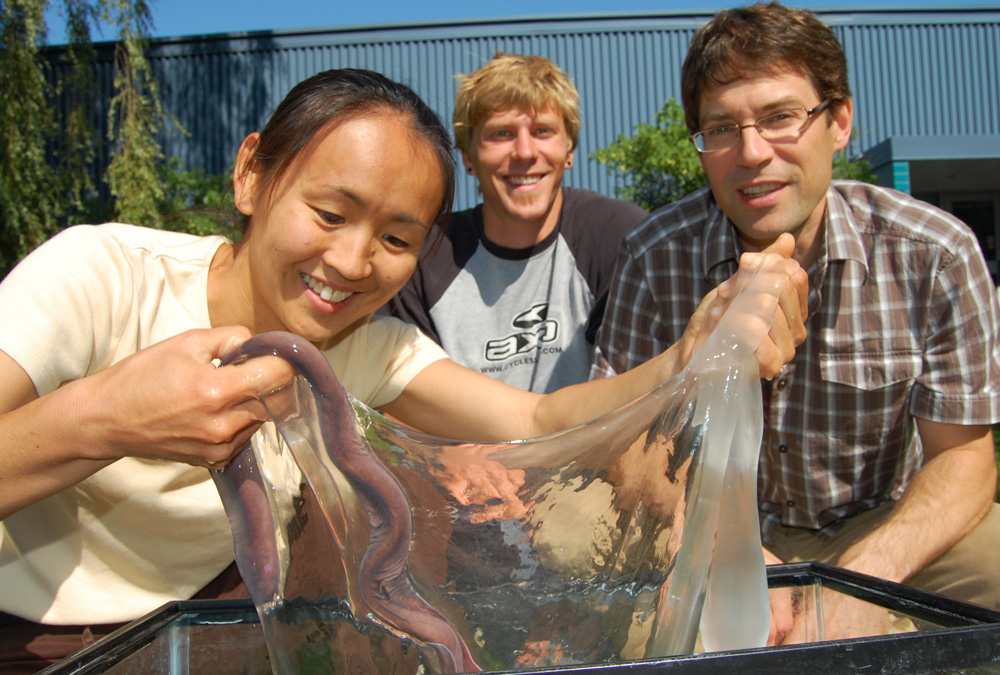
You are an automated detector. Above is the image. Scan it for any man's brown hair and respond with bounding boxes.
[681,2,851,133]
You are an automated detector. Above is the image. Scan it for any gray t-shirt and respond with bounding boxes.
[385,188,647,393]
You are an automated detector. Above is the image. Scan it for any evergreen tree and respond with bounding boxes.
[103,0,163,226]
[0,0,164,279]
[1,0,62,278]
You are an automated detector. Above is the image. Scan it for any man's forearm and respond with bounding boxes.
[834,425,995,584]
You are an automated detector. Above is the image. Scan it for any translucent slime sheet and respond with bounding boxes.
[213,261,785,674]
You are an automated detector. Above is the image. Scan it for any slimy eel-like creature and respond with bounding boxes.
[219,331,480,673]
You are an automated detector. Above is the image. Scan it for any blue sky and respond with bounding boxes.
[43,0,953,45]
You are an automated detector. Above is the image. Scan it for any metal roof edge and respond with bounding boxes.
[40,4,1000,51]
[866,135,1000,167]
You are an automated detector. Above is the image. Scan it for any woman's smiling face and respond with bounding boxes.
[235,112,446,344]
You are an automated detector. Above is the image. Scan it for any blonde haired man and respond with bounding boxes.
[388,53,647,392]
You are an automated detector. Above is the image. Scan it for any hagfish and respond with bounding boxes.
[221,331,480,673]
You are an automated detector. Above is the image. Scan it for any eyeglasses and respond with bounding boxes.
[690,100,833,153]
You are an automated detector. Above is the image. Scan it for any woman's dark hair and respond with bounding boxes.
[681,2,851,133]
[240,68,455,230]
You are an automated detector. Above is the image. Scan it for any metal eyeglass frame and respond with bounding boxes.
[690,100,833,153]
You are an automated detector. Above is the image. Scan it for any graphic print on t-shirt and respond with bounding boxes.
[485,303,559,361]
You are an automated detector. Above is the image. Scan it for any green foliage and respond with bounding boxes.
[68,158,241,240]
[590,98,707,212]
[156,157,242,241]
[0,0,63,279]
[103,0,164,226]
[833,132,878,184]
[57,0,100,216]
[0,0,173,280]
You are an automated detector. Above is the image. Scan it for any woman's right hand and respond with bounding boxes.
[84,327,296,467]
[0,327,295,519]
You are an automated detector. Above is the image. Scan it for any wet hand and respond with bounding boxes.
[678,233,807,376]
[780,584,894,645]
[750,234,808,379]
[89,327,295,468]
[433,447,528,523]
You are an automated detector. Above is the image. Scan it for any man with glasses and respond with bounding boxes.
[594,1,1000,637]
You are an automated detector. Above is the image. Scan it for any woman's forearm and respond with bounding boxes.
[0,328,291,520]
[530,343,683,437]
[0,380,117,520]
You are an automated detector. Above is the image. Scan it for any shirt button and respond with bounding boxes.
[786,500,796,508]
[776,378,789,390]
[778,444,789,453]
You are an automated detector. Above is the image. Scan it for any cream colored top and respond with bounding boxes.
[0,223,446,623]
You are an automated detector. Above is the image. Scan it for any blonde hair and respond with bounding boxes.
[452,52,581,155]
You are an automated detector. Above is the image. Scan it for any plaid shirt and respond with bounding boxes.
[594,181,1000,541]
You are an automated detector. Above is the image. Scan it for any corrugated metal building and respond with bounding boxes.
[45,5,1000,270]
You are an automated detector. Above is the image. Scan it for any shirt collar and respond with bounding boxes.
[823,182,871,282]
[701,182,870,287]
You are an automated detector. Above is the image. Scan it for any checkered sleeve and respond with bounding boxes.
[909,219,1000,425]
[592,238,663,378]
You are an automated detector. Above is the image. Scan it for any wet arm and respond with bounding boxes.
[387,242,806,441]
[384,341,685,442]
[0,328,294,520]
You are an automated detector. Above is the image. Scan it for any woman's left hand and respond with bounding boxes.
[678,233,808,379]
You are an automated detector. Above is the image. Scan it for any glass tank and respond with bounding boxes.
[42,563,1000,675]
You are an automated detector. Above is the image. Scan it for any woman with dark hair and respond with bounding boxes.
[0,68,805,671]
